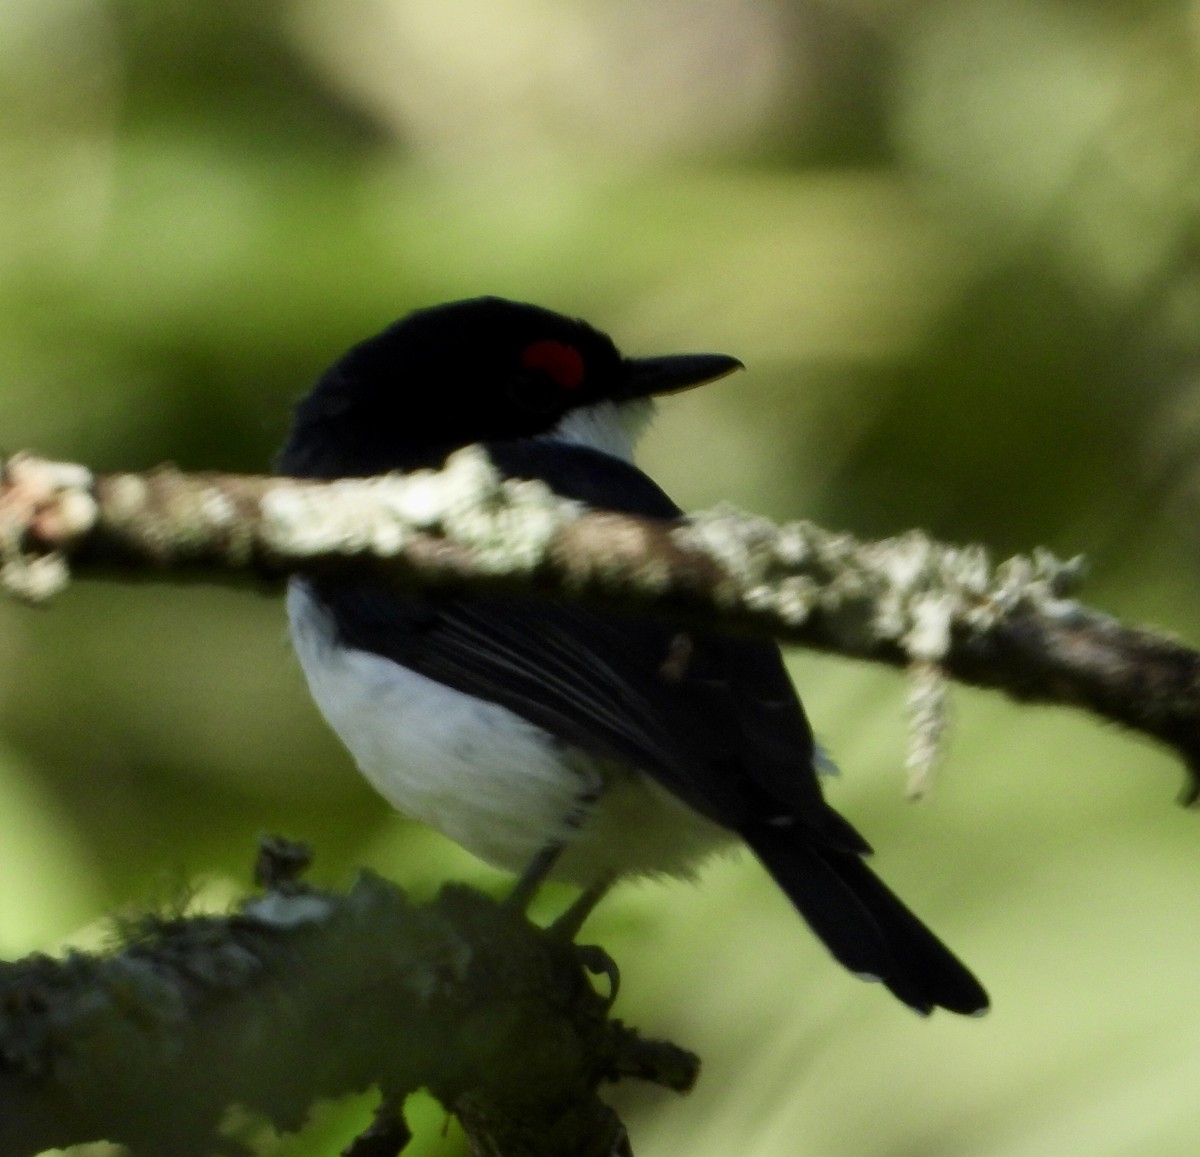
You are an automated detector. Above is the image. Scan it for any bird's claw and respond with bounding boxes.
[575,943,621,1008]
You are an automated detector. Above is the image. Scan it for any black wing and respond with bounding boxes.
[310,440,988,1014]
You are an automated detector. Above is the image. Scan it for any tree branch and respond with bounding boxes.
[2,448,1198,799]
[0,838,696,1157]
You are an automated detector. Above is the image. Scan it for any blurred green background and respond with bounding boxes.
[3,0,1200,1154]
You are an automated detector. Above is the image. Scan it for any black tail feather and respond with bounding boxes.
[746,823,989,1016]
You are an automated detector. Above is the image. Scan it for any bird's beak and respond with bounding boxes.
[622,353,744,399]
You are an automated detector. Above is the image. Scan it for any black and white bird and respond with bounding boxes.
[279,296,988,1016]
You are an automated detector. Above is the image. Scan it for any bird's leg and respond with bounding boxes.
[554,873,621,1007]
[504,841,566,913]
[506,776,604,915]
[543,775,613,937]
[550,872,616,940]
[504,853,620,1002]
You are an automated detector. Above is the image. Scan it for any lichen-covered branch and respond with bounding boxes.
[0,838,697,1157]
[2,449,1199,797]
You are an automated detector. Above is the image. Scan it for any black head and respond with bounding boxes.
[278,297,741,478]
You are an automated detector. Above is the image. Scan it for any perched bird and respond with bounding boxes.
[280,296,988,1016]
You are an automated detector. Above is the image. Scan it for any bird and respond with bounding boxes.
[278,296,989,1016]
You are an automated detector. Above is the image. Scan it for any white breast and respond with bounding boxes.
[286,581,734,885]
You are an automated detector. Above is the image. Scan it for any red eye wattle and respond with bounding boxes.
[520,339,585,390]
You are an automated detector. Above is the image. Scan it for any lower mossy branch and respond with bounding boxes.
[0,841,697,1157]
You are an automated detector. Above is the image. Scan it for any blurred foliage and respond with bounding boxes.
[2,0,1200,1154]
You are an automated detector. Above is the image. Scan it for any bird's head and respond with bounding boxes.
[279,297,742,477]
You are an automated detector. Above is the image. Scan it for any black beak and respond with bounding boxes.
[623,353,744,399]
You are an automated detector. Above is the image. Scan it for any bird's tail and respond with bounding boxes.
[745,823,989,1016]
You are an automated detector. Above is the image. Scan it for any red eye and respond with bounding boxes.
[520,339,585,390]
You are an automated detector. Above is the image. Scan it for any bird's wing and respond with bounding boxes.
[309,440,989,1014]
[308,440,861,848]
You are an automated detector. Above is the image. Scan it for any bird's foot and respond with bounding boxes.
[574,943,621,1008]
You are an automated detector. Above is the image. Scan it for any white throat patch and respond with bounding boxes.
[543,399,655,463]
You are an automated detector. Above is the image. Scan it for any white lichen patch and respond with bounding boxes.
[443,471,576,574]
[904,592,956,663]
[677,505,775,585]
[261,476,414,557]
[242,893,334,928]
[200,487,237,528]
[51,487,100,541]
[6,453,94,496]
[947,544,992,597]
[385,446,504,528]
[775,575,818,625]
[678,505,1086,675]
[0,454,98,546]
[906,661,949,799]
[774,522,815,567]
[262,447,583,576]
[0,552,71,603]
[104,474,149,521]
[877,530,935,593]
[0,454,101,603]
